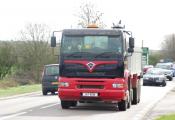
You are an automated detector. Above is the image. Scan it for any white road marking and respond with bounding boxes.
[0,112,27,120]
[40,103,58,109]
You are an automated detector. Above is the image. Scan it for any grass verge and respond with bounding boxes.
[0,84,41,97]
[155,114,175,120]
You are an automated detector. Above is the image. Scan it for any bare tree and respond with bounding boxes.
[18,23,56,83]
[161,34,175,60]
[77,2,105,28]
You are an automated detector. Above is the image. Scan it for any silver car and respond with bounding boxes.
[143,68,166,87]
[155,63,174,81]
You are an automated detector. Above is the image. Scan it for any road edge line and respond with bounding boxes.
[132,85,175,120]
[0,91,41,100]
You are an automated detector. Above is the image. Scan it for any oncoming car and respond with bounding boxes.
[155,63,174,81]
[41,64,59,95]
[143,65,154,74]
[143,68,166,87]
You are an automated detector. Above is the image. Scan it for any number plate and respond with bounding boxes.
[82,93,98,97]
[51,82,58,85]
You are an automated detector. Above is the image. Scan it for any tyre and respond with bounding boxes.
[61,100,71,109]
[132,88,138,105]
[127,95,131,109]
[51,91,56,95]
[162,81,166,87]
[127,90,132,109]
[42,89,47,95]
[167,76,172,81]
[127,79,132,109]
[118,100,127,111]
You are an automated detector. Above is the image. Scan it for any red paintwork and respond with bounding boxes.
[131,74,138,88]
[58,77,127,102]
[124,69,130,89]
[124,69,138,88]
[59,60,139,102]
[64,60,118,72]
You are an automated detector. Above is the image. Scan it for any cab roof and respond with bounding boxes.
[62,29,123,36]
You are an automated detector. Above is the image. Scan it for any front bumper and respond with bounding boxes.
[143,79,164,85]
[42,82,58,91]
[58,77,127,102]
[59,89,126,102]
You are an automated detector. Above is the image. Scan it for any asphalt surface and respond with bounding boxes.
[0,79,175,120]
[144,80,175,120]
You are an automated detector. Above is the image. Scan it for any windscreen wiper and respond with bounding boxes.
[94,52,120,58]
[66,52,92,57]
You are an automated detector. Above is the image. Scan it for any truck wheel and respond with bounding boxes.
[42,89,47,95]
[127,98,131,109]
[118,100,127,111]
[71,101,77,107]
[61,100,71,109]
[132,88,138,105]
[127,91,132,109]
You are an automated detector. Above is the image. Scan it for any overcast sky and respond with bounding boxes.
[0,0,175,50]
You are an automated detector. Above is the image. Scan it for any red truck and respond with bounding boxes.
[51,24,142,111]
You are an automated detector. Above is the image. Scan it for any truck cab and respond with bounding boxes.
[60,29,125,78]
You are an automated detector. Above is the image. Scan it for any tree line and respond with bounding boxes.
[149,33,175,65]
[0,24,58,85]
[161,34,175,60]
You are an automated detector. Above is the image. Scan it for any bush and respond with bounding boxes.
[0,79,19,89]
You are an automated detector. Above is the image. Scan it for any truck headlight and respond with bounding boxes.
[59,82,69,87]
[112,83,124,88]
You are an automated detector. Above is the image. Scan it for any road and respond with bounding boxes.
[0,79,175,120]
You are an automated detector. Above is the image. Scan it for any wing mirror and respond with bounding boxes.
[128,48,134,53]
[129,37,134,48]
[51,36,56,47]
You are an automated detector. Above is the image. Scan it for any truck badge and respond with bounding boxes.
[86,62,96,72]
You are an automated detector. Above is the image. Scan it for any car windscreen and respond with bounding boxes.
[146,69,163,75]
[45,65,59,76]
[156,64,171,69]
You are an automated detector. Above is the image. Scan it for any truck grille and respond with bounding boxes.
[61,63,124,78]
[77,85,104,89]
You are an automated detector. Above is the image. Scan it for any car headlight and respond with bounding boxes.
[112,83,124,88]
[165,71,173,75]
[59,82,69,87]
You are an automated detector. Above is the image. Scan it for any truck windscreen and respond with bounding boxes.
[61,35,122,56]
